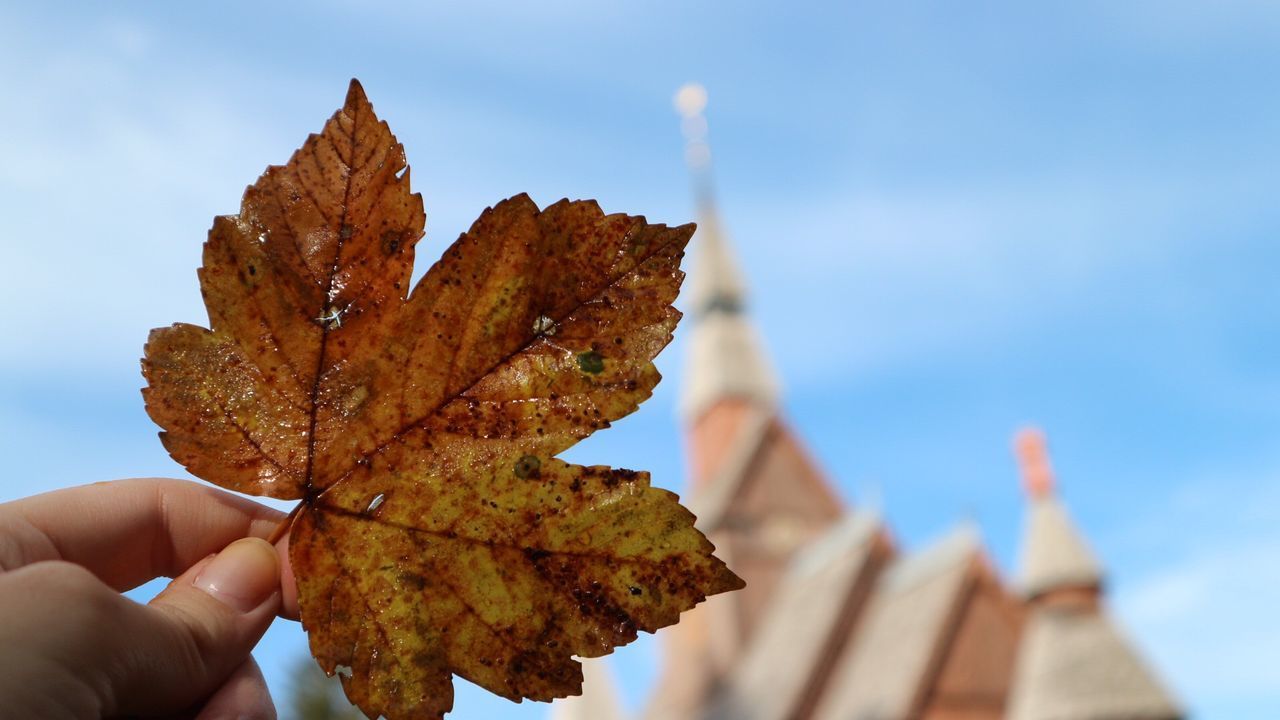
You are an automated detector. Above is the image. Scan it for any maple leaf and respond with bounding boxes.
[141,80,743,719]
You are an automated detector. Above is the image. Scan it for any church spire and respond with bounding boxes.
[674,83,779,426]
[1014,428,1103,600]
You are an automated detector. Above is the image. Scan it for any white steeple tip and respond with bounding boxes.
[674,83,708,118]
[1014,428,1104,598]
[675,83,711,172]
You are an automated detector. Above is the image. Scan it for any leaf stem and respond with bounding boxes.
[267,502,304,545]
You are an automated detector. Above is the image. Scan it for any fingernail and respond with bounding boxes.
[194,538,280,613]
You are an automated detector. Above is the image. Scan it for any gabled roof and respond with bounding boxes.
[687,407,773,531]
[708,510,885,720]
[812,525,981,720]
[1007,609,1181,720]
[687,408,842,537]
[549,657,625,720]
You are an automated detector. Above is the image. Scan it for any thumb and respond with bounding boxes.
[111,537,282,716]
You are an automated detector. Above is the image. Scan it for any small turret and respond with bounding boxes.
[1008,427,1181,720]
[1015,428,1103,605]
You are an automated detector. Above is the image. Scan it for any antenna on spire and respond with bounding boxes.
[674,82,713,205]
[1014,427,1056,498]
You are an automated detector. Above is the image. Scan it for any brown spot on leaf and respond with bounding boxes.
[382,229,402,255]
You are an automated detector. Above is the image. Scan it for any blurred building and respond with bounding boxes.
[554,86,1181,720]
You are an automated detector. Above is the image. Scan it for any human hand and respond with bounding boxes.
[0,478,301,719]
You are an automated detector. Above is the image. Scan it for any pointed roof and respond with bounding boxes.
[685,207,747,319]
[679,194,780,422]
[1015,428,1103,597]
[1007,610,1182,720]
[675,84,779,423]
[1020,497,1104,597]
[686,406,773,529]
[549,658,626,720]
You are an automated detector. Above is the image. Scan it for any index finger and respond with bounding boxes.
[0,478,287,592]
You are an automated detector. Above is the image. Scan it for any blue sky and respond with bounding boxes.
[2,1,1278,717]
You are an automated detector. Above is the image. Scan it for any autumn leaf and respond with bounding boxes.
[141,79,742,719]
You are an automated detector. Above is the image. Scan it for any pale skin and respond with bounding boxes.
[0,478,306,719]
